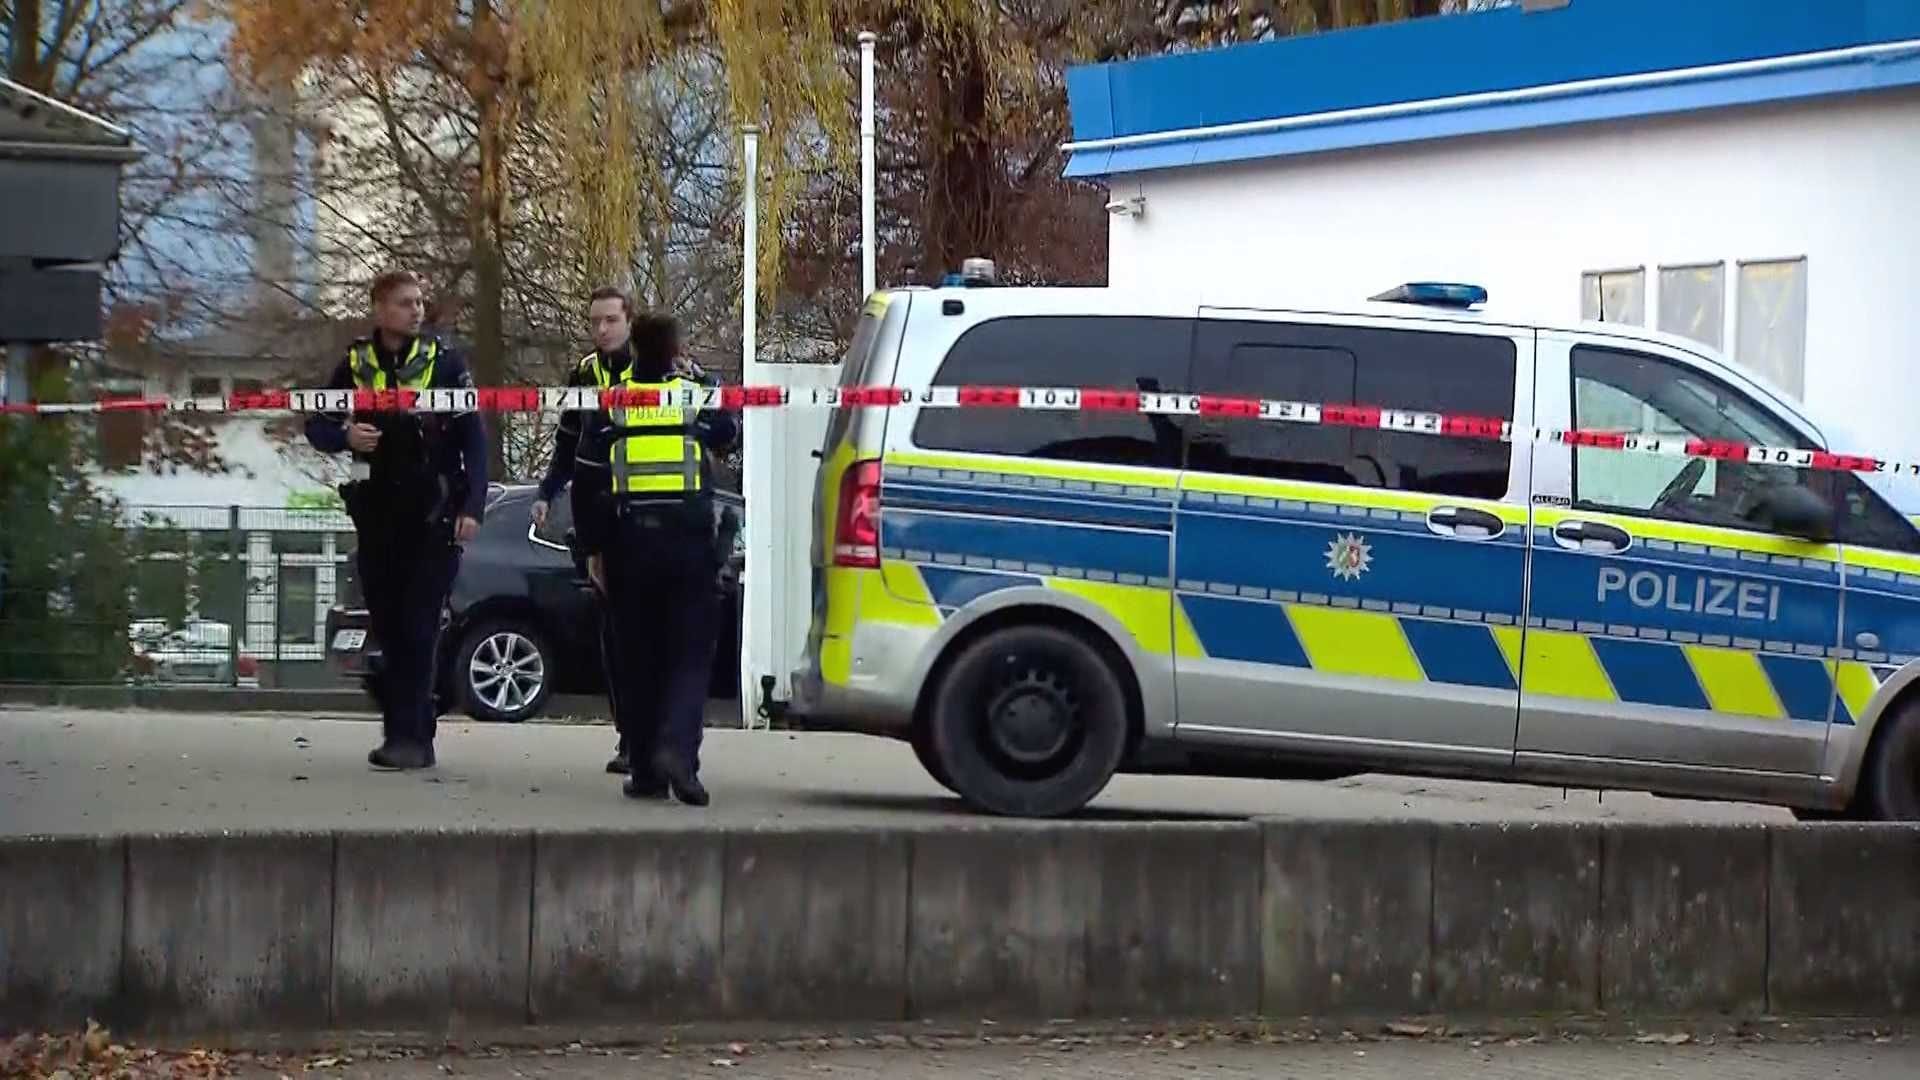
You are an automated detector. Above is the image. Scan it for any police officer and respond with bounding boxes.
[543,297,736,805]
[305,269,488,771]
[533,286,636,774]
[619,311,736,804]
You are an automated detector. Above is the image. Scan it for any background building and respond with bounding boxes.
[1064,0,1920,465]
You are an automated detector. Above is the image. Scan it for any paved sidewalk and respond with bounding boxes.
[322,1037,1915,1080]
[1,705,1792,835]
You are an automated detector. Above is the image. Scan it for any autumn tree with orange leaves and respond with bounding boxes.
[219,0,1469,453]
[224,0,522,473]
[220,0,849,474]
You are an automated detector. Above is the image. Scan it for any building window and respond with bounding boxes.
[233,377,266,397]
[277,565,318,645]
[189,376,224,398]
[97,412,146,469]
[1580,268,1645,325]
[1736,257,1808,397]
[1657,262,1726,350]
[275,531,326,556]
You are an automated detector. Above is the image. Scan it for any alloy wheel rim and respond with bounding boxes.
[470,631,544,713]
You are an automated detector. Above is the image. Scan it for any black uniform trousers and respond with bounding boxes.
[595,586,626,760]
[601,500,720,776]
[358,522,461,747]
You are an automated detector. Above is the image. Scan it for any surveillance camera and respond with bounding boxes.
[1105,196,1145,218]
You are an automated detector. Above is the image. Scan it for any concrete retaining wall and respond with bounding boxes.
[2,820,1916,1038]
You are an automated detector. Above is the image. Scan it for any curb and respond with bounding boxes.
[2,819,1915,1039]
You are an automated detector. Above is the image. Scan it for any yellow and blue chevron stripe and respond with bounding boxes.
[862,454,1916,726]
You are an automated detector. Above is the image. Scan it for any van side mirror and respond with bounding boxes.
[1753,484,1834,542]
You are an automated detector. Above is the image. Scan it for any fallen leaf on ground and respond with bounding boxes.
[81,1020,109,1060]
[1386,1022,1429,1037]
[3,1024,237,1079]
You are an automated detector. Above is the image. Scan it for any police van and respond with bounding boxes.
[789,277,1920,820]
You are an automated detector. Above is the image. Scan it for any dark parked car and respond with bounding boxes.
[325,484,745,722]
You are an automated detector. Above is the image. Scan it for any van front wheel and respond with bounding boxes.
[927,624,1128,818]
[911,722,958,794]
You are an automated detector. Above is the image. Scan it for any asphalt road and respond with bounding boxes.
[0,705,1794,835]
[298,1036,1919,1080]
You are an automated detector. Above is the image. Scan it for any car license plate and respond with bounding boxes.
[332,629,367,651]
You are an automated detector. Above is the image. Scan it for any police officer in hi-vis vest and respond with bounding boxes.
[533,286,637,774]
[305,269,488,771]
[537,291,736,805]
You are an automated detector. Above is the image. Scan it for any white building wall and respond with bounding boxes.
[1105,88,1920,463]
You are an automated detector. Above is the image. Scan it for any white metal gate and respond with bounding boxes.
[737,358,840,725]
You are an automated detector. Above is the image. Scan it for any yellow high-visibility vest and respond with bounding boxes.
[589,356,702,497]
[349,338,439,391]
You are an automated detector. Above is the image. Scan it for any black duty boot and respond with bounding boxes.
[607,732,632,774]
[369,740,435,771]
[623,767,669,800]
[653,750,710,807]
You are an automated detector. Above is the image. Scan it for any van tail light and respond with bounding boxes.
[832,459,883,569]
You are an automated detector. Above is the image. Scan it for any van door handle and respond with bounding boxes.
[1553,519,1632,553]
[1426,506,1506,538]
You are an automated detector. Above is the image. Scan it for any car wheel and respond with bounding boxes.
[927,624,1129,818]
[456,617,552,723]
[911,721,958,795]
[1859,699,1920,821]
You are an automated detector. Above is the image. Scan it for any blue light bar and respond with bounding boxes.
[1369,282,1489,309]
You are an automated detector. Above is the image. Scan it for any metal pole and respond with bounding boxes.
[273,551,284,668]
[738,123,765,727]
[227,506,242,686]
[3,344,30,405]
[858,31,878,302]
[742,125,759,370]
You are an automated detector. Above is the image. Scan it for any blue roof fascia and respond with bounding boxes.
[1064,64,1114,142]
[1064,46,1920,179]
[1066,0,1920,147]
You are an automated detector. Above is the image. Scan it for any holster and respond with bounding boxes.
[340,473,450,541]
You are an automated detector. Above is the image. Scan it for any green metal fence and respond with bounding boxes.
[2,504,360,687]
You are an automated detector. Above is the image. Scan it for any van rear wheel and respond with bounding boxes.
[1859,700,1920,821]
[927,624,1128,818]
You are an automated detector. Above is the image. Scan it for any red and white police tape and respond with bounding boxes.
[0,382,1910,479]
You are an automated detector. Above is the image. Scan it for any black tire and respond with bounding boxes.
[454,616,554,723]
[911,721,958,794]
[927,624,1129,817]
[1858,702,1920,821]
